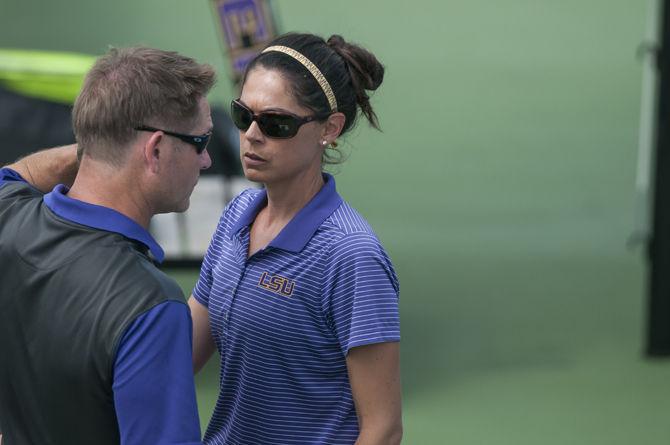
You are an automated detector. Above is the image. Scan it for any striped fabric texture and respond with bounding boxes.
[193,174,400,444]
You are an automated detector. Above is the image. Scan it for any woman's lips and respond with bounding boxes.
[244,152,267,167]
[245,152,265,160]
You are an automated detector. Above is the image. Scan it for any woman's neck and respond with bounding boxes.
[262,170,324,224]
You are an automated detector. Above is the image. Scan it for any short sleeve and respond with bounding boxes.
[322,232,400,355]
[0,168,26,185]
[192,231,218,308]
[0,168,42,204]
[0,168,27,192]
[112,301,202,445]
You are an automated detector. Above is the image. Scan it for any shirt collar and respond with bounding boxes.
[231,173,343,253]
[43,184,165,263]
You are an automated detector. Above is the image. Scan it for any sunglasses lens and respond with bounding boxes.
[258,114,298,138]
[195,135,210,154]
[230,99,304,138]
[231,101,252,131]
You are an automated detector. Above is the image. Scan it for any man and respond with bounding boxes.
[0,47,216,444]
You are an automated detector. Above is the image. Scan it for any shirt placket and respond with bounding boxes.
[222,229,253,331]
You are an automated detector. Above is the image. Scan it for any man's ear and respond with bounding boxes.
[321,112,346,145]
[142,131,164,174]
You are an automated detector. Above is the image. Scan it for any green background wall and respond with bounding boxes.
[3,0,669,442]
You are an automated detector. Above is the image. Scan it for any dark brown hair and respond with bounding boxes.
[243,33,385,164]
[73,46,216,164]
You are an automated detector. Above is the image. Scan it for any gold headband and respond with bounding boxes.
[262,45,338,112]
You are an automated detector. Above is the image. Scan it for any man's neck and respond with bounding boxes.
[67,158,153,229]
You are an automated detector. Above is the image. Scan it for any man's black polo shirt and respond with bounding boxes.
[0,169,202,444]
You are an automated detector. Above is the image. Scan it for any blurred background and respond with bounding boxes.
[2,0,669,443]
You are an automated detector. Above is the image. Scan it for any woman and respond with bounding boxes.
[189,32,401,445]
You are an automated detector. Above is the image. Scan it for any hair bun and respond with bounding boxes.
[327,35,384,91]
[327,34,384,129]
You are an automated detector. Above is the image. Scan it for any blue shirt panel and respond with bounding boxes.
[193,173,400,445]
[0,167,200,443]
[113,301,202,445]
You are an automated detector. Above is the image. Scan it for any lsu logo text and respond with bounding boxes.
[258,272,295,297]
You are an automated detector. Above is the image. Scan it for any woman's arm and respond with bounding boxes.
[188,295,217,373]
[347,342,403,445]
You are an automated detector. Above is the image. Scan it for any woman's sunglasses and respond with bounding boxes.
[230,99,330,139]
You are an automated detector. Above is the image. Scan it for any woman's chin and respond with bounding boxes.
[243,168,267,185]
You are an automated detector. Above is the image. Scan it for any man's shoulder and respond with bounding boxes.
[36,226,183,315]
[132,258,186,304]
[83,243,186,305]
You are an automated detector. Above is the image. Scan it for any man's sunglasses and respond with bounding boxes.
[134,125,211,154]
[230,99,330,139]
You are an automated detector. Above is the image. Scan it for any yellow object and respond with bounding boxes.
[0,49,95,104]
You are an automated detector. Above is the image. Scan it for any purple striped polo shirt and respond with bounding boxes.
[193,173,400,445]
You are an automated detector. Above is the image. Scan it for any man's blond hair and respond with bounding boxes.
[72,47,216,164]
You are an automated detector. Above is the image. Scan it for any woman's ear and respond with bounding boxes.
[321,112,346,144]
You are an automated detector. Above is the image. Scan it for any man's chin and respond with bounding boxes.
[155,201,190,215]
[175,201,190,213]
